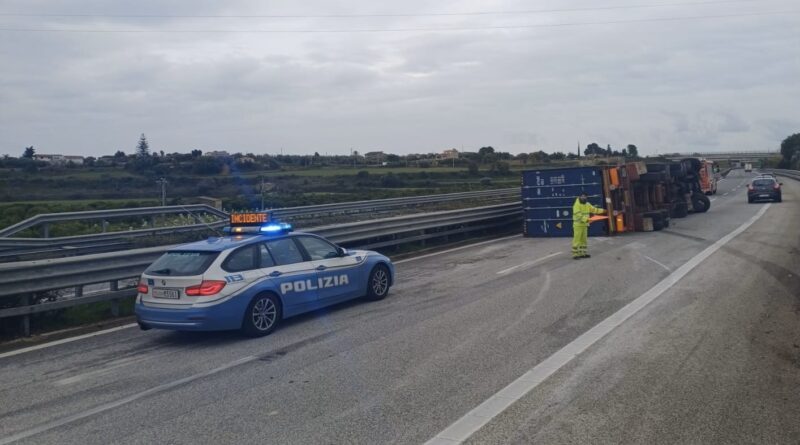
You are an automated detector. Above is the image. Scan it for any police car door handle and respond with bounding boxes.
[316,265,327,271]
[269,271,282,277]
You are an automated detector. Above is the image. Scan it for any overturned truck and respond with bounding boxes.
[522,158,712,237]
[603,157,713,233]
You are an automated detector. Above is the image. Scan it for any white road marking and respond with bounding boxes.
[425,203,772,445]
[0,355,258,445]
[642,255,671,272]
[723,192,729,196]
[496,252,562,275]
[0,323,138,360]
[395,235,521,264]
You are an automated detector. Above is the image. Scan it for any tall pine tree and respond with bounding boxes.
[136,134,150,157]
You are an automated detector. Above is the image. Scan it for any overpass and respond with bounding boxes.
[662,150,778,162]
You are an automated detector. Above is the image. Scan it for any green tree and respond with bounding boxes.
[531,151,549,163]
[467,161,479,175]
[114,150,126,158]
[478,146,495,163]
[478,146,495,156]
[779,133,800,168]
[136,134,150,157]
[191,149,202,157]
[626,144,639,158]
[584,143,603,156]
[23,146,35,158]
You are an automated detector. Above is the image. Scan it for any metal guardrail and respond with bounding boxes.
[765,168,800,181]
[0,204,228,238]
[0,188,518,261]
[0,202,522,334]
[271,188,518,219]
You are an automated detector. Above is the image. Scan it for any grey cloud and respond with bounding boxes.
[1,0,798,156]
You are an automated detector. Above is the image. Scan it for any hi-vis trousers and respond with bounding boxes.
[572,225,588,258]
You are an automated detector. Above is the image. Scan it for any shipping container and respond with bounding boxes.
[522,167,608,237]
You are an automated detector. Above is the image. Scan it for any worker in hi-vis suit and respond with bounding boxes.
[572,192,605,259]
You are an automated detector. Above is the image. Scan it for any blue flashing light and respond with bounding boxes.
[260,222,292,233]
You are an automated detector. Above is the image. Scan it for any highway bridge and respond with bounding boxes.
[0,170,799,444]
[662,150,778,162]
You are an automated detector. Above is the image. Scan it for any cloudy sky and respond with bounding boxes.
[0,0,798,157]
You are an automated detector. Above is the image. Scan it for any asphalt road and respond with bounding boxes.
[1,170,797,445]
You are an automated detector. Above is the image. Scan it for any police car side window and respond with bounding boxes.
[222,245,257,272]
[265,238,304,266]
[259,244,276,268]
[296,236,339,261]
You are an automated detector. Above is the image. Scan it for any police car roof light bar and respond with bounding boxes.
[260,222,292,233]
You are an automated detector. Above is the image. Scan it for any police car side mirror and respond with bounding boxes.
[337,247,348,256]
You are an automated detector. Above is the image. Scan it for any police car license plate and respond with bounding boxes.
[759,194,770,198]
[152,288,180,299]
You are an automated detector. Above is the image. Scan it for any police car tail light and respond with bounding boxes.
[185,280,226,296]
[137,281,149,294]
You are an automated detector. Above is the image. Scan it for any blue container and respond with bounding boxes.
[522,167,607,237]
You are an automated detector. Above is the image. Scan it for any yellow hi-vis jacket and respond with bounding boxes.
[572,198,604,228]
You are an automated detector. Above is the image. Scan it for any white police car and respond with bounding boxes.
[135,213,394,337]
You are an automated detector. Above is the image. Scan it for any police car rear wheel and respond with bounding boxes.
[366,265,390,301]
[242,294,281,337]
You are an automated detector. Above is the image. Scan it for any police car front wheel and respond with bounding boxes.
[365,265,390,301]
[242,293,282,337]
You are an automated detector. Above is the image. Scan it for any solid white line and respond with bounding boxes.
[0,355,258,445]
[709,198,717,202]
[394,235,521,264]
[0,323,138,360]
[642,255,671,272]
[425,203,771,445]
[496,252,562,275]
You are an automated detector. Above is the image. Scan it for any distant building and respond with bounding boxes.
[204,150,230,157]
[364,151,387,164]
[33,154,65,164]
[439,148,459,160]
[33,154,84,165]
[64,155,84,165]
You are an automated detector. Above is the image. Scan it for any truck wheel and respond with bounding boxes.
[672,202,689,218]
[691,193,711,213]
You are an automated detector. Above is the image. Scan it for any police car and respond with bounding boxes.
[134,213,394,337]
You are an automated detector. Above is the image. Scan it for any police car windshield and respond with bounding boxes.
[145,251,219,276]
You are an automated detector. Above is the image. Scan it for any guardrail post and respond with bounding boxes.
[150,216,156,228]
[110,280,120,317]
[42,223,50,238]
[20,294,31,337]
[75,286,83,298]
[102,220,108,233]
